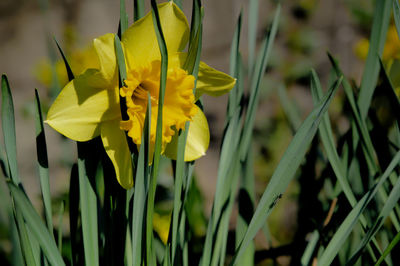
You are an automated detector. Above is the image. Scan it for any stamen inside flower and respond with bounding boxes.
[120,60,197,151]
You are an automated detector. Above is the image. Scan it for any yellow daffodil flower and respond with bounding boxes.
[46,2,235,189]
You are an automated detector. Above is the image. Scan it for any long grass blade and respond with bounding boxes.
[201,107,241,266]
[357,0,391,119]
[347,175,400,264]
[375,230,400,266]
[145,1,169,264]
[54,38,74,81]
[120,0,129,35]
[8,182,65,265]
[328,54,377,174]
[170,127,188,263]
[1,75,20,185]
[133,0,145,22]
[57,201,64,253]
[239,5,280,161]
[34,89,53,235]
[13,208,37,266]
[175,0,183,10]
[248,0,259,74]
[231,76,342,265]
[317,150,400,266]
[393,0,400,38]
[131,96,151,266]
[310,69,382,261]
[170,1,203,263]
[278,85,302,132]
[301,230,319,265]
[77,143,99,266]
[235,146,256,266]
[228,11,242,117]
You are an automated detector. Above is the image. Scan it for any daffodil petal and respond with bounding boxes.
[46,69,120,141]
[100,120,133,189]
[164,105,209,161]
[174,53,236,99]
[195,61,236,99]
[121,2,189,68]
[93,33,118,83]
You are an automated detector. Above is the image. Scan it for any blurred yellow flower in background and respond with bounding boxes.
[354,24,400,61]
[153,212,171,244]
[34,44,98,89]
[46,2,236,189]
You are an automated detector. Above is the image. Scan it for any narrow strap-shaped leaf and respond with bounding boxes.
[328,54,377,174]
[146,2,169,264]
[347,175,400,264]
[114,35,127,87]
[132,95,151,266]
[228,11,242,117]
[317,150,400,265]
[34,89,53,235]
[170,1,204,262]
[77,143,99,266]
[133,0,145,22]
[375,230,400,266]
[239,5,280,161]
[278,85,302,132]
[54,38,74,81]
[201,108,241,266]
[1,75,20,185]
[170,126,189,263]
[393,0,400,38]
[300,230,319,265]
[234,147,256,266]
[248,0,259,74]
[357,0,391,119]
[8,182,65,265]
[311,70,356,206]
[68,164,81,265]
[311,69,384,261]
[120,0,129,35]
[57,201,64,253]
[175,0,183,10]
[150,0,168,177]
[189,0,202,50]
[13,208,37,266]
[231,76,342,265]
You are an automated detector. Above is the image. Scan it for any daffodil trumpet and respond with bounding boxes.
[46,2,235,189]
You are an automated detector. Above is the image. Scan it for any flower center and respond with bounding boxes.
[120,60,197,151]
